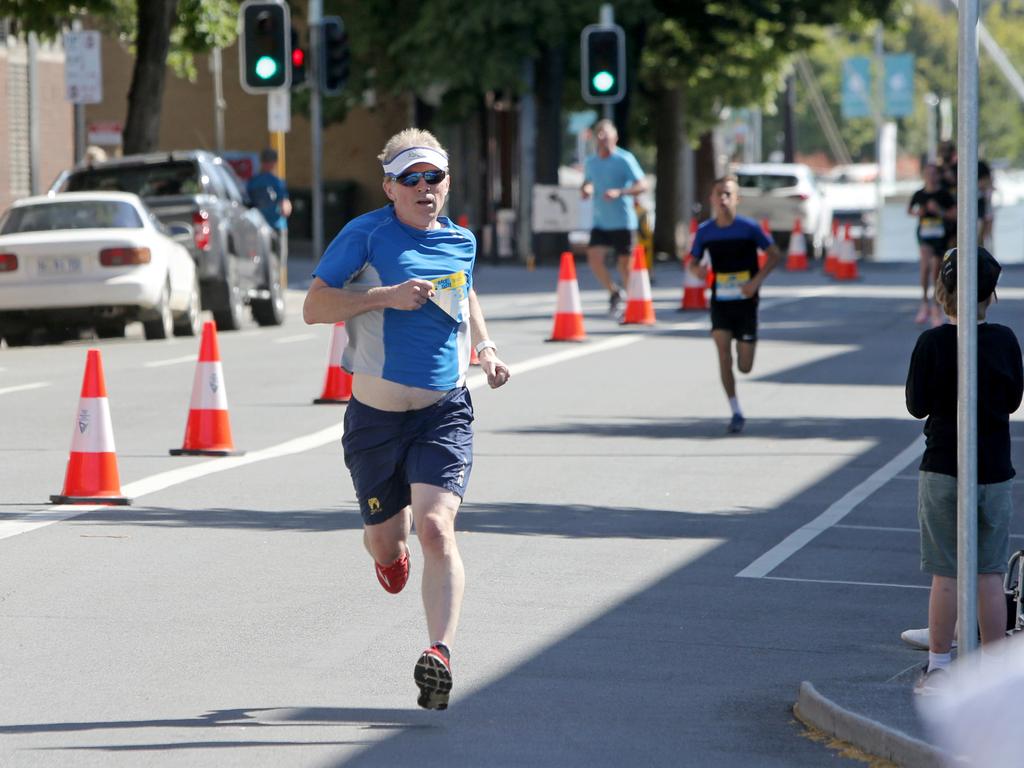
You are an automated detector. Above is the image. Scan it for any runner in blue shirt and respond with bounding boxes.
[688,175,782,434]
[303,129,510,711]
[581,120,647,314]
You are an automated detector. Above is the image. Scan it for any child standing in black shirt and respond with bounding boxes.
[906,247,1023,694]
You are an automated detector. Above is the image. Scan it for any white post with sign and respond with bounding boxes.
[268,90,291,132]
[63,30,102,105]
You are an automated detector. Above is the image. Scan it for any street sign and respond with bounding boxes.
[531,185,593,233]
[841,56,871,119]
[884,53,915,118]
[268,90,291,132]
[87,121,122,146]
[63,30,102,104]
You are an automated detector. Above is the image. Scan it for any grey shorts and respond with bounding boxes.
[917,471,1013,577]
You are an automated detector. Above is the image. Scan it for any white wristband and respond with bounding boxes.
[475,340,497,356]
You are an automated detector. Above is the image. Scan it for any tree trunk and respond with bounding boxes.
[695,130,717,222]
[533,44,567,263]
[653,86,681,259]
[122,0,180,155]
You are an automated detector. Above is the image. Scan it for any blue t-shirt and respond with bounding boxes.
[584,147,645,231]
[690,216,772,303]
[247,172,288,230]
[313,205,476,390]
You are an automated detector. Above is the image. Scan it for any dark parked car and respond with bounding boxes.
[52,150,285,330]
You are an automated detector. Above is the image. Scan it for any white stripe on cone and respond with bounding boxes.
[628,265,653,301]
[69,397,116,453]
[189,361,230,410]
[556,279,583,312]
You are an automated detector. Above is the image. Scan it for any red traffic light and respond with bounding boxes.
[292,48,304,67]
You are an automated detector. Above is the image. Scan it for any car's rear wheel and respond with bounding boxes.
[211,262,244,332]
[174,275,202,337]
[143,280,174,341]
[251,253,285,327]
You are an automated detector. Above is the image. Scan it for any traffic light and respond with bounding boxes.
[319,16,350,96]
[290,28,307,90]
[239,0,291,93]
[581,24,625,104]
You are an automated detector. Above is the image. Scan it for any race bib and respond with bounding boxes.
[920,216,945,239]
[715,270,751,301]
[428,271,469,322]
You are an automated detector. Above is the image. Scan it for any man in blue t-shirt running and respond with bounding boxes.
[581,120,647,315]
[688,175,782,434]
[303,129,510,711]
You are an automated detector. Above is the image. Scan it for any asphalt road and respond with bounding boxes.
[2,260,1023,767]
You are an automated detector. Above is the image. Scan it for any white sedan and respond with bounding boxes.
[0,192,201,345]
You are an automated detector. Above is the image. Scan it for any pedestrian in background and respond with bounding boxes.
[905,246,1023,695]
[908,163,955,327]
[688,175,783,434]
[247,148,292,265]
[581,119,648,315]
[302,128,510,710]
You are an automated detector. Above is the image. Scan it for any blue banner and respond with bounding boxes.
[884,53,915,118]
[842,56,872,119]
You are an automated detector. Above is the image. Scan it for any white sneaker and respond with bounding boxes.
[900,627,957,650]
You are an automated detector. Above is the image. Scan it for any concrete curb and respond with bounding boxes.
[793,681,948,767]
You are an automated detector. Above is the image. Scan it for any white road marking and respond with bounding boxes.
[144,355,196,368]
[835,523,1024,541]
[273,333,317,344]
[736,435,924,579]
[0,333,647,543]
[762,575,929,590]
[0,382,50,396]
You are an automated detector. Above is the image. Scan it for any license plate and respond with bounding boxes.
[37,256,82,275]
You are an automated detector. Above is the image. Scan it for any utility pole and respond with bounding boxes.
[308,0,324,263]
[210,47,226,153]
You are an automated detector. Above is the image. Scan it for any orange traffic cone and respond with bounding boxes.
[50,349,130,505]
[823,219,840,276]
[834,224,860,281]
[758,218,771,269]
[622,245,656,325]
[170,321,242,456]
[470,345,481,365]
[679,255,708,311]
[785,219,809,271]
[314,322,353,403]
[548,251,587,342]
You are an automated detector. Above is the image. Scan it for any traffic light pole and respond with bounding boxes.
[600,4,614,121]
[309,0,324,264]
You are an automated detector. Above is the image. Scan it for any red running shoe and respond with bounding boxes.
[414,644,452,710]
[374,551,410,594]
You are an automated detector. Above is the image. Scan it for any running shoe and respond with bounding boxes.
[727,413,746,434]
[374,551,410,594]
[915,303,929,324]
[608,289,626,315]
[414,644,453,710]
[913,665,947,697]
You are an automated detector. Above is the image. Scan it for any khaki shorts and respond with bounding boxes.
[917,471,1012,577]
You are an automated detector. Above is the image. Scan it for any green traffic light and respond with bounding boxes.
[592,70,615,93]
[255,55,279,80]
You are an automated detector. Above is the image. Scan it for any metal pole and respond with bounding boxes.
[873,25,885,261]
[925,93,939,163]
[27,32,39,194]
[211,47,226,153]
[71,19,86,163]
[956,0,980,658]
[518,57,535,266]
[600,3,614,122]
[309,0,324,263]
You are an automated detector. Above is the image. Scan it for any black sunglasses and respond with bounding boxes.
[391,169,447,187]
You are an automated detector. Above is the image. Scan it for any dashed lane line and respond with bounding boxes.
[0,382,50,396]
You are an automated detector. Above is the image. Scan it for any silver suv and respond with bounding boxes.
[731,163,832,258]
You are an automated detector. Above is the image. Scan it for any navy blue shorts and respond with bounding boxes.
[342,387,474,525]
[711,299,758,343]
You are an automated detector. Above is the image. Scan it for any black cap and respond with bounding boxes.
[940,246,1001,301]
[260,148,278,163]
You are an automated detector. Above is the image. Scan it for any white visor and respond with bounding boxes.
[382,146,449,176]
